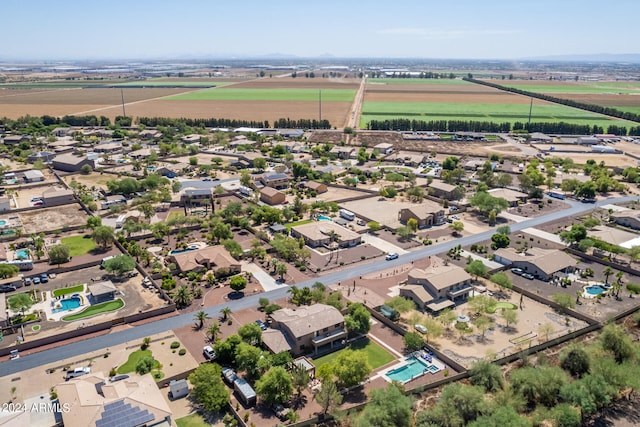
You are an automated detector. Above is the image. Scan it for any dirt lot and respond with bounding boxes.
[62,172,114,191]
[20,204,88,234]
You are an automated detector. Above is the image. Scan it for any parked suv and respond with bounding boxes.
[203,346,216,361]
[65,367,91,380]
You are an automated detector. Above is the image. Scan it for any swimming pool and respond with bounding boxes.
[16,249,30,259]
[53,296,82,313]
[385,356,430,383]
[0,220,6,226]
[317,215,332,221]
[585,285,607,296]
[169,245,199,255]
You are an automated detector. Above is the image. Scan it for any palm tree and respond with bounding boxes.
[603,267,614,285]
[194,311,209,330]
[207,321,221,342]
[172,286,192,308]
[220,306,232,321]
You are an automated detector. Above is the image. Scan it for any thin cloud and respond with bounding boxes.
[378,28,521,39]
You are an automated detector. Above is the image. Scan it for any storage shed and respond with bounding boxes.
[169,379,189,399]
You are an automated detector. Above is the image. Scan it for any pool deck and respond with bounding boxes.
[37,290,91,322]
[377,350,446,384]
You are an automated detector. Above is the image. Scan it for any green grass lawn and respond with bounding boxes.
[502,82,640,95]
[52,284,85,298]
[60,235,96,257]
[176,413,211,427]
[167,88,356,102]
[312,338,395,370]
[61,299,124,322]
[284,219,313,229]
[116,349,156,374]
[488,302,518,314]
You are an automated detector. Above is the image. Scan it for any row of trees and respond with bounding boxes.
[136,116,332,130]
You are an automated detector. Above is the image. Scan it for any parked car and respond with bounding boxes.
[522,273,535,280]
[203,346,216,361]
[31,276,40,285]
[385,253,399,261]
[65,367,91,380]
[415,324,428,334]
[510,268,524,276]
[9,350,19,360]
[255,319,267,331]
[40,273,49,283]
[272,404,292,421]
[0,285,16,293]
[24,277,32,286]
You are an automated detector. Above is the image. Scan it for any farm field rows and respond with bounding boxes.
[167,87,356,101]
[360,78,637,129]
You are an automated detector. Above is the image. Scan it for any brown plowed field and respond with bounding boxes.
[230,76,360,90]
[553,93,640,108]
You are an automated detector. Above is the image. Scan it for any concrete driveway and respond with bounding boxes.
[361,233,409,255]
[241,261,282,292]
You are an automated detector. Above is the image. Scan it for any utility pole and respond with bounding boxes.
[319,90,322,123]
[121,89,126,117]
[527,97,533,129]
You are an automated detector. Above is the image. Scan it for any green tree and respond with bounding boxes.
[194,310,210,330]
[385,296,416,314]
[291,363,311,401]
[135,356,157,375]
[469,359,503,392]
[0,263,19,279]
[467,406,531,427]
[229,275,247,293]
[238,322,262,346]
[235,342,262,379]
[469,191,509,217]
[466,260,488,280]
[367,221,381,232]
[171,285,192,308]
[357,383,413,427]
[207,321,221,342]
[91,225,115,249]
[468,295,497,314]
[403,332,424,351]
[600,324,634,363]
[502,309,518,330]
[220,306,232,321]
[552,293,575,313]
[103,254,135,277]
[315,380,342,415]
[345,303,371,335]
[255,366,293,404]
[253,157,267,170]
[560,346,590,378]
[48,244,71,266]
[189,363,230,412]
[86,216,102,230]
[489,271,512,291]
[7,293,34,317]
[213,334,241,365]
[510,365,569,407]
[332,349,371,388]
[407,218,419,234]
[559,224,588,245]
[490,233,510,249]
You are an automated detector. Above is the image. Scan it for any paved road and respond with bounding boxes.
[1,195,637,377]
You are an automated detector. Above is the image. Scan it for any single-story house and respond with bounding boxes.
[23,170,45,183]
[304,181,328,194]
[399,257,472,313]
[428,181,458,200]
[263,303,346,356]
[576,136,599,145]
[129,147,154,160]
[181,134,202,144]
[529,132,553,143]
[373,142,394,155]
[610,210,640,230]
[290,221,361,248]
[398,201,445,228]
[88,280,118,303]
[56,373,172,427]
[493,247,576,281]
[268,224,288,235]
[2,135,29,145]
[27,151,56,163]
[260,187,286,205]
[52,127,74,137]
[168,245,241,274]
[330,146,353,159]
[93,141,123,154]
[52,153,95,172]
[138,129,163,140]
[42,187,75,206]
[487,188,528,207]
[260,173,289,189]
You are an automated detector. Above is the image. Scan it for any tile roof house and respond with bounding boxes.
[610,210,640,230]
[493,247,576,281]
[291,221,361,248]
[259,187,286,205]
[262,304,346,355]
[304,181,328,194]
[399,257,472,313]
[398,201,445,228]
[487,188,528,207]
[428,181,458,200]
[168,245,241,274]
[56,373,172,427]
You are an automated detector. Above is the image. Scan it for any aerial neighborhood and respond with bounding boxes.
[1,59,640,427]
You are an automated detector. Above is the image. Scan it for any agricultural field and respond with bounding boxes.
[167,88,355,101]
[360,78,637,129]
[499,80,640,115]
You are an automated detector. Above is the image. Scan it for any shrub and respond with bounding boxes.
[178,349,186,356]
[170,341,180,349]
[627,283,640,295]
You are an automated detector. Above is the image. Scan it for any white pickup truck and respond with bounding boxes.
[65,367,91,380]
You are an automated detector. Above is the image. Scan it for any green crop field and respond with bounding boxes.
[360,101,634,129]
[501,82,640,95]
[368,78,470,85]
[167,88,356,102]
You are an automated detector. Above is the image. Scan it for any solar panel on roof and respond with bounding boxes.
[96,400,154,427]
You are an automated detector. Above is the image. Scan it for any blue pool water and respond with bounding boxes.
[585,285,607,296]
[0,220,6,226]
[16,249,29,259]
[385,356,430,383]
[169,245,198,255]
[317,215,332,221]
[53,296,81,313]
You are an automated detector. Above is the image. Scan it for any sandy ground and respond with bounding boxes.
[19,205,88,234]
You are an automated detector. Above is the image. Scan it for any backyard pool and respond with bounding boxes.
[16,249,30,259]
[0,220,6,226]
[53,296,82,313]
[584,285,608,297]
[169,245,199,255]
[317,215,332,221]
[385,356,430,383]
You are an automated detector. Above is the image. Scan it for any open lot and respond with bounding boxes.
[19,204,87,234]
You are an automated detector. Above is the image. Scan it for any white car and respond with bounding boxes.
[385,253,399,261]
[65,367,91,380]
[203,346,216,361]
[415,324,428,334]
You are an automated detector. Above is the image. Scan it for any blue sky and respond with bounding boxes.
[2,0,638,60]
